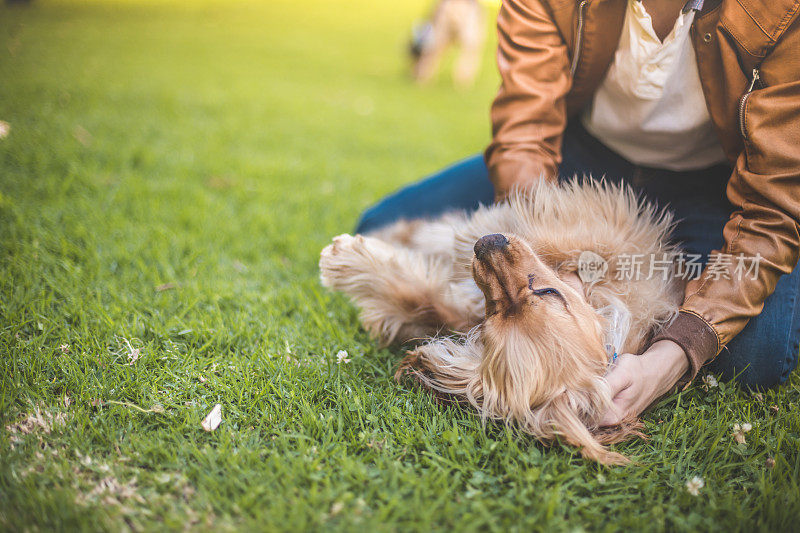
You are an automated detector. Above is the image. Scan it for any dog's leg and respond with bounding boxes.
[320,234,479,344]
[454,44,481,88]
[366,217,460,260]
[452,1,484,88]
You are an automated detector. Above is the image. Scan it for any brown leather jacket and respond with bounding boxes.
[485,0,800,380]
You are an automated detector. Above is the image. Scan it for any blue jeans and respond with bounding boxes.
[356,122,800,389]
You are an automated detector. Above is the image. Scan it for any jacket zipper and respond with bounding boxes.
[738,68,760,140]
[570,0,589,76]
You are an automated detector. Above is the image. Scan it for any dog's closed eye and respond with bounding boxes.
[528,274,567,304]
[530,286,569,309]
[531,288,560,297]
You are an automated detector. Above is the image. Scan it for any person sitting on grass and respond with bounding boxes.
[357,0,800,424]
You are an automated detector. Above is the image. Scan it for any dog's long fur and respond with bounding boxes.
[320,179,684,464]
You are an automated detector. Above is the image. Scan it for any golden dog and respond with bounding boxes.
[320,180,683,464]
[410,0,486,87]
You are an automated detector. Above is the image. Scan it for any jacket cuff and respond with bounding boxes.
[484,151,557,202]
[651,310,720,386]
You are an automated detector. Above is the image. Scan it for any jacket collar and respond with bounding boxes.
[718,0,800,59]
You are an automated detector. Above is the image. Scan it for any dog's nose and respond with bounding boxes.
[474,233,509,259]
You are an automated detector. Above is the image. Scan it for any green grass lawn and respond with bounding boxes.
[1,0,799,530]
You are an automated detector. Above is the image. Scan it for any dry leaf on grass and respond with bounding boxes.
[77,476,144,507]
[5,407,69,437]
[201,404,222,432]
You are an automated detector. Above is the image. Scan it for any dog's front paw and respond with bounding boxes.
[320,234,365,289]
[329,233,360,254]
[319,233,397,290]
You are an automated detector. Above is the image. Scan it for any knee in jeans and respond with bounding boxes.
[712,341,798,390]
[732,365,786,391]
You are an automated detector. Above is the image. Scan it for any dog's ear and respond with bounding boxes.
[543,392,630,465]
[592,418,647,445]
[396,333,639,466]
[396,335,483,405]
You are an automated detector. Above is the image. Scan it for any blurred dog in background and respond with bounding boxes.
[409,0,486,88]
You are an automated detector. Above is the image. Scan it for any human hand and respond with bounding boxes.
[599,340,689,426]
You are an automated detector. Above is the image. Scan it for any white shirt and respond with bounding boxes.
[581,0,727,170]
